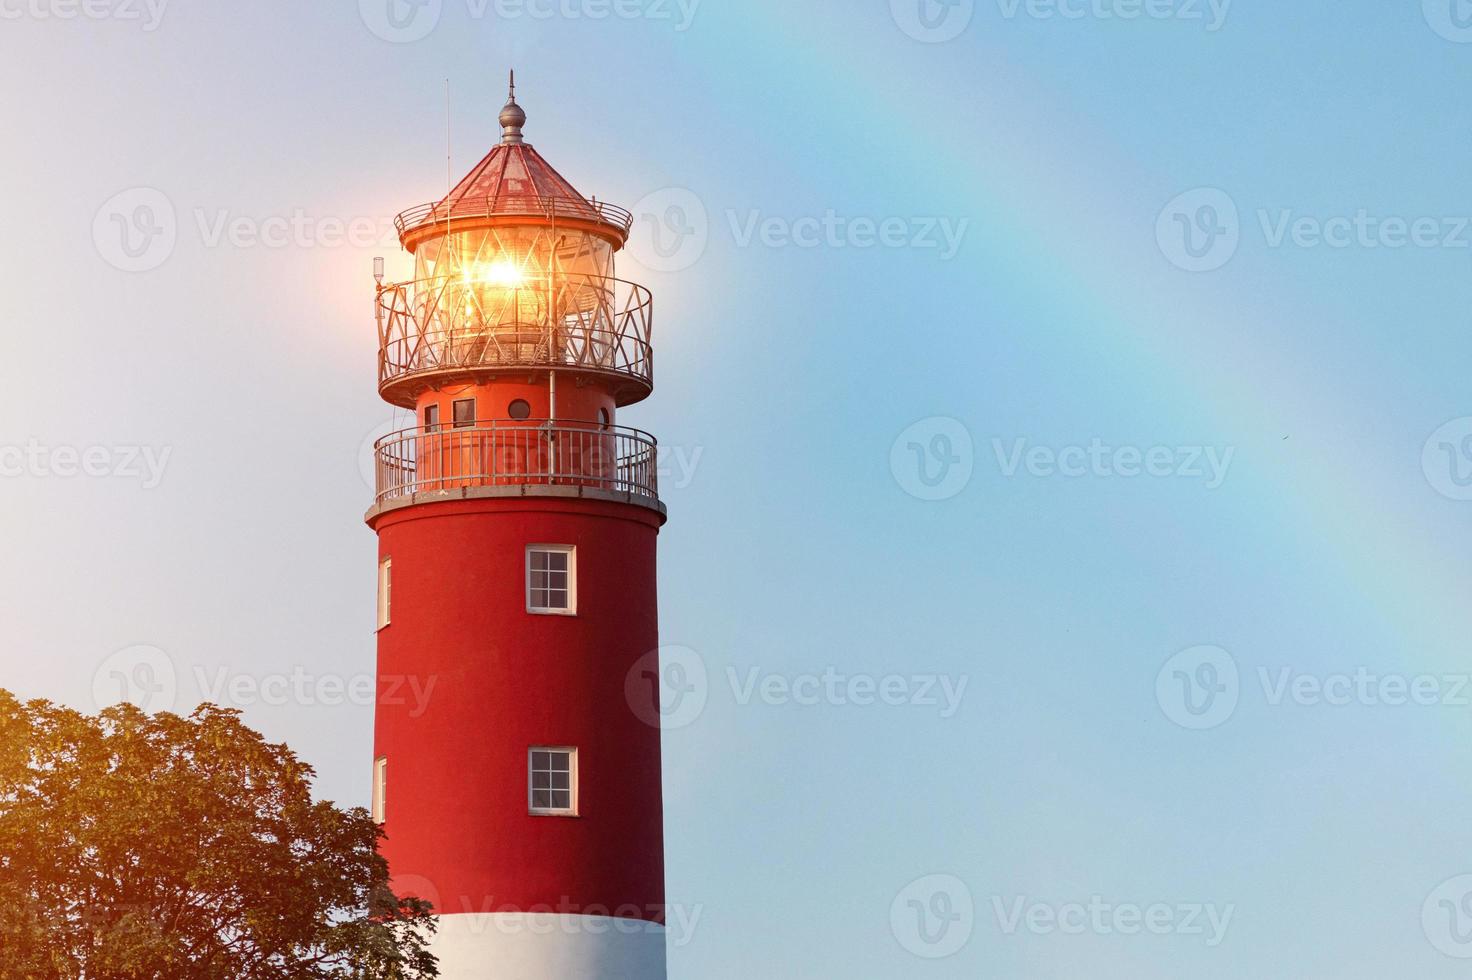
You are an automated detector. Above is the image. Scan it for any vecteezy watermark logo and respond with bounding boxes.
[655,444,704,491]
[994,0,1231,30]
[413,895,703,947]
[627,192,968,270]
[991,896,1235,946]
[891,417,974,501]
[192,209,395,250]
[92,645,178,712]
[357,417,402,492]
[1423,417,1472,501]
[628,188,709,273]
[1424,0,1472,43]
[361,0,697,40]
[93,187,177,273]
[1257,667,1472,708]
[485,0,700,28]
[1156,645,1238,730]
[1256,210,1471,250]
[0,0,169,30]
[95,193,400,275]
[381,875,443,916]
[726,211,969,260]
[359,0,442,41]
[726,668,969,717]
[625,645,709,730]
[1423,875,1472,957]
[0,441,173,488]
[1157,188,1240,272]
[891,875,974,959]
[992,438,1234,489]
[1160,188,1472,271]
[192,667,438,716]
[890,0,975,42]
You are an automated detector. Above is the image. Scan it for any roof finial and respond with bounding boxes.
[499,69,526,145]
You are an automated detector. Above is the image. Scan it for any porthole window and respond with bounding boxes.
[508,399,532,420]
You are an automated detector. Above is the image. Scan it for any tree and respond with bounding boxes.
[0,692,437,979]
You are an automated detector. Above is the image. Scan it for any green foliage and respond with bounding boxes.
[0,692,437,979]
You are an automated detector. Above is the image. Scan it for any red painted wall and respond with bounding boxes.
[371,496,665,922]
[415,379,616,429]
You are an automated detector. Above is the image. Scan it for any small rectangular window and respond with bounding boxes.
[424,404,440,432]
[526,546,575,615]
[528,747,577,816]
[372,757,387,823]
[377,557,392,630]
[452,398,476,428]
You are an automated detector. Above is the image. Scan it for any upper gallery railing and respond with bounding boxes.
[394,195,634,239]
[375,272,653,404]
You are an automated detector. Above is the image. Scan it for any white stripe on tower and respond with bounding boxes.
[428,914,667,980]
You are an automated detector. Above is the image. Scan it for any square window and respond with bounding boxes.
[372,757,387,823]
[528,747,577,816]
[453,398,476,428]
[526,546,576,615]
[377,558,392,630]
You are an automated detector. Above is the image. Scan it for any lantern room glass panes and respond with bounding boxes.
[527,546,574,614]
[529,747,576,815]
[409,226,618,372]
[414,227,612,288]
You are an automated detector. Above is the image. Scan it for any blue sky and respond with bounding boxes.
[4,0,1472,976]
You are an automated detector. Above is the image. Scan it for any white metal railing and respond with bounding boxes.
[375,273,653,399]
[394,195,634,239]
[373,420,658,504]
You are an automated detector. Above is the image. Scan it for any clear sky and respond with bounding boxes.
[4,0,1472,976]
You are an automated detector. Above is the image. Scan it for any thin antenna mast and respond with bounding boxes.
[446,78,452,195]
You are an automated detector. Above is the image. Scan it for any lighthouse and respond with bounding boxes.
[366,76,668,978]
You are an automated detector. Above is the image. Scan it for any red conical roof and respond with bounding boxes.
[437,140,597,217]
[395,76,631,247]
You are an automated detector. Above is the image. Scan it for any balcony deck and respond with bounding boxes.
[368,420,663,519]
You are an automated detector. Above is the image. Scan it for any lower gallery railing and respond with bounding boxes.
[373,421,658,505]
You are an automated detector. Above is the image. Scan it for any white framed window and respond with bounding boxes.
[377,557,392,630]
[528,747,577,816]
[526,545,575,615]
[372,757,388,823]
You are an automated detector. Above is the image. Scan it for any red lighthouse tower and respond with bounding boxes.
[366,76,667,978]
